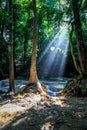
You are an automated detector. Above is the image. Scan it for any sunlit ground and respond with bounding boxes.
[1,92,87,130]
[38,25,69,79]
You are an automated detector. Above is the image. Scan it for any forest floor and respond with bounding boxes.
[0,88,87,130]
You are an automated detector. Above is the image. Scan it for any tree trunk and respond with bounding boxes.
[13,3,16,77]
[8,0,15,93]
[69,23,82,75]
[23,28,28,69]
[72,0,87,75]
[28,0,38,83]
[0,24,4,67]
[26,0,50,97]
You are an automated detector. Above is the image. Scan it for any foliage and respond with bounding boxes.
[0,0,87,77]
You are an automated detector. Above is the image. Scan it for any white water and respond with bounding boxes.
[0,80,27,93]
[0,78,69,96]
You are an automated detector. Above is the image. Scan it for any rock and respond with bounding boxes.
[0,103,25,113]
[19,85,26,92]
[59,125,72,130]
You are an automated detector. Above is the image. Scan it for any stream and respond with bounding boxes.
[0,78,70,96]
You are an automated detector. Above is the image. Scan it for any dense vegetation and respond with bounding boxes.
[0,0,87,95]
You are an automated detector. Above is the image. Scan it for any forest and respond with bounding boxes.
[0,0,87,130]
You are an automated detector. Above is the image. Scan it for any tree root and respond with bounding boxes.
[38,81,52,99]
[18,80,51,99]
[58,75,87,97]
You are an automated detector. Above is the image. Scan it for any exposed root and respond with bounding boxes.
[18,85,27,93]
[57,90,66,97]
[18,80,51,99]
[59,75,87,97]
[37,81,52,99]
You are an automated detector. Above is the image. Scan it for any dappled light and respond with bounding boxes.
[0,94,87,130]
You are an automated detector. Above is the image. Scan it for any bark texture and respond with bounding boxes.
[72,0,87,75]
[28,0,38,83]
[9,0,15,92]
[69,24,82,75]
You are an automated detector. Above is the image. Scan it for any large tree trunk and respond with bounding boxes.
[13,3,16,77]
[72,0,87,75]
[0,24,4,67]
[8,0,15,93]
[69,23,82,75]
[26,0,50,98]
[28,0,38,84]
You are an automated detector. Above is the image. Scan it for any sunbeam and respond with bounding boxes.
[37,25,69,79]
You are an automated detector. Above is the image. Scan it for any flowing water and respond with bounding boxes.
[0,79,27,93]
[42,77,70,96]
[0,78,70,96]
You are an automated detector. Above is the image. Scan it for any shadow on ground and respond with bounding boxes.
[1,96,87,130]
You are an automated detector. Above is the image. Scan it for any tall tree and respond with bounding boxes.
[13,3,17,77]
[28,0,38,83]
[72,0,87,75]
[8,0,15,92]
[27,0,49,96]
[69,23,82,75]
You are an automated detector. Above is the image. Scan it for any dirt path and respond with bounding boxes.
[0,92,87,130]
